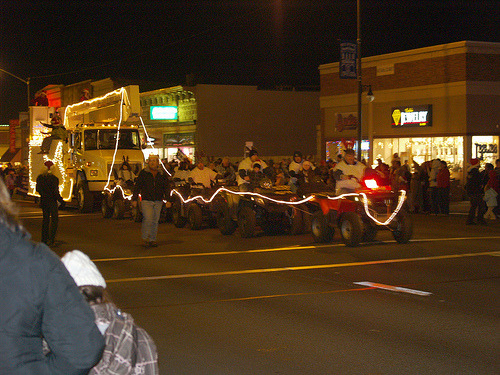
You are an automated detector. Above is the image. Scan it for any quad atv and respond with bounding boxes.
[215,178,306,238]
[101,180,135,220]
[171,180,231,230]
[306,176,412,247]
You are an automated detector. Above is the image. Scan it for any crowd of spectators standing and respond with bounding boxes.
[2,150,498,223]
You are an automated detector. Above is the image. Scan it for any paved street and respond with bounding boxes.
[17,199,500,374]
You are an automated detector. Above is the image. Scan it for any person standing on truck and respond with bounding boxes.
[36,160,65,246]
[132,155,171,247]
[38,111,68,154]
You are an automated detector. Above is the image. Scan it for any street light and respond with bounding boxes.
[0,68,30,108]
[365,85,374,102]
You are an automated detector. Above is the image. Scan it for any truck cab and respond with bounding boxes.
[28,85,145,212]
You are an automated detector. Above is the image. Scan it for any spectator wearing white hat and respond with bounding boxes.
[61,250,159,375]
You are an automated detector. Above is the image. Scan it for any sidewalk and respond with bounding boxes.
[449,200,470,215]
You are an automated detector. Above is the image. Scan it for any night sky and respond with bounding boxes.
[1,0,499,124]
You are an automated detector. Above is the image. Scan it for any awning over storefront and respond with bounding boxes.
[0,148,21,164]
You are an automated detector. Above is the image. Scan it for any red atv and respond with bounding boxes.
[306,176,412,247]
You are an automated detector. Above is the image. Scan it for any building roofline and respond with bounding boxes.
[319,40,500,73]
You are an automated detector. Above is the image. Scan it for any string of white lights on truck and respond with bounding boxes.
[101,88,172,201]
[138,116,172,176]
[171,186,406,226]
[44,141,73,201]
[102,87,127,198]
[27,138,73,201]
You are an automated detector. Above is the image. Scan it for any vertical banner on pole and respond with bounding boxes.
[9,119,19,153]
[340,41,357,79]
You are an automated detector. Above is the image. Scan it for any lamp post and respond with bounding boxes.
[355,0,376,163]
[0,68,30,108]
[356,0,362,161]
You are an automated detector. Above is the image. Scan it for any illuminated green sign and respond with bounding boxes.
[150,106,178,120]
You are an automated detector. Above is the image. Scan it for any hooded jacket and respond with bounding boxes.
[0,222,104,374]
[89,302,159,375]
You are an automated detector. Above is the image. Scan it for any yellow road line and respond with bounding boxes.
[105,250,500,283]
[94,236,500,263]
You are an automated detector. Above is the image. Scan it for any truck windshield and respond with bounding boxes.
[84,129,141,150]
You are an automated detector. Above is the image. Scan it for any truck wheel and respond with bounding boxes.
[112,199,125,219]
[188,204,203,230]
[101,195,113,218]
[238,206,256,238]
[339,212,363,247]
[77,181,94,213]
[311,210,334,243]
[217,203,237,235]
[172,200,187,228]
[391,212,413,243]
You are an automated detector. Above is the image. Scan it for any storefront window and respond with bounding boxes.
[165,147,194,162]
[373,136,464,179]
[472,136,499,165]
[326,140,369,162]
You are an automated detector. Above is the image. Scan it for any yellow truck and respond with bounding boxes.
[28,85,145,212]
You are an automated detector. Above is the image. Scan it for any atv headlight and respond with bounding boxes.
[255,197,266,206]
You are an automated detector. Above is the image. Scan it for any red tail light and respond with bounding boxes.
[364,179,378,189]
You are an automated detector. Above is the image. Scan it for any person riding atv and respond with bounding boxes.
[331,149,366,194]
[101,159,138,219]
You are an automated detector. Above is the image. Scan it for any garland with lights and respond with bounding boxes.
[102,89,171,201]
[170,187,406,226]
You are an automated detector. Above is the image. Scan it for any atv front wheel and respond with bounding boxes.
[238,206,256,238]
[339,212,363,247]
[311,210,334,243]
[391,213,413,243]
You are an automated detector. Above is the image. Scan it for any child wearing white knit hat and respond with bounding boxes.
[61,250,106,288]
[60,250,159,374]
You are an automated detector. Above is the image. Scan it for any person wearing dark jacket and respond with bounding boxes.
[0,177,105,374]
[36,160,65,246]
[465,158,486,225]
[132,154,171,247]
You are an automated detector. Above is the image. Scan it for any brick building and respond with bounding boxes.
[319,40,500,182]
